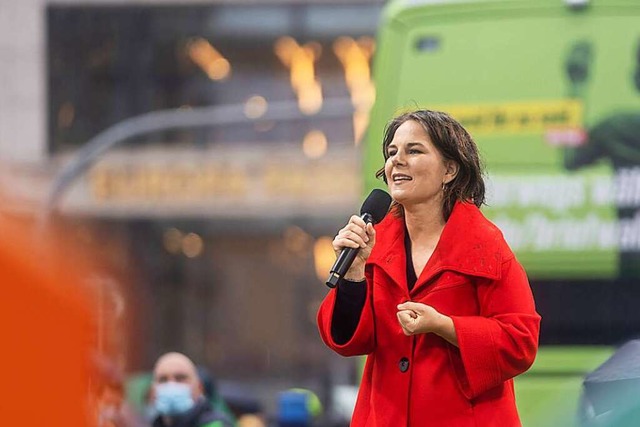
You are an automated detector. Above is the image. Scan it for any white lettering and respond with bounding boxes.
[493,214,621,252]
[487,175,589,212]
[620,212,640,252]
[615,167,640,208]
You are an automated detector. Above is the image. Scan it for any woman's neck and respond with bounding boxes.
[403,200,446,245]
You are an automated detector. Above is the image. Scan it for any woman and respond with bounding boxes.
[317,110,541,426]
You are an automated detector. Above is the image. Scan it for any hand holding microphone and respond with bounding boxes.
[326,189,392,288]
[331,216,374,282]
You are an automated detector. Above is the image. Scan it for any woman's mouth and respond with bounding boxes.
[392,173,412,183]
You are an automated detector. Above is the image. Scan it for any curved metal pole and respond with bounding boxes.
[46,98,354,213]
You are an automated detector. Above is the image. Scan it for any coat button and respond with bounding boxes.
[399,357,410,373]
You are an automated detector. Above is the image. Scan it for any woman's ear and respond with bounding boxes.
[444,160,459,184]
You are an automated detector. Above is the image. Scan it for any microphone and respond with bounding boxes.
[325,189,392,288]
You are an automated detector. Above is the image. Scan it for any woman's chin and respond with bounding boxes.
[390,190,440,209]
[390,191,410,204]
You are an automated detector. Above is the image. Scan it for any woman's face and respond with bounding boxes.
[384,120,456,207]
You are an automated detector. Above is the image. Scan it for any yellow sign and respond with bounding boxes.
[437,99,583,135]
[87,158,360,204]
[90,165,248,201]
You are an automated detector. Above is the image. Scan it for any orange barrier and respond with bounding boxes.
[0,217,97,426]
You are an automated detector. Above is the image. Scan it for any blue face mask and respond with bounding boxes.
[154,382,195,416]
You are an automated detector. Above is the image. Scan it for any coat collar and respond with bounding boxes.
[367,201,507,291]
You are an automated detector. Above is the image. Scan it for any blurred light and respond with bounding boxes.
[290,50,314,91]
[333,36,376,144]
[302,130,328,159]
[187,37,231,81]
[298,82,323,115]
[244,95,268,119]
[182,232,204,258]
[313,236,335,282]
[178,105,193,111]
[274,36,298,67]
[353,108,373,146]
[58,102,75,129]
[209,58,231,80]
[163,228,183,254]
[290,42,322,91]
[274,36,323,114]
[351,81,376,110]
[333,36,375,92]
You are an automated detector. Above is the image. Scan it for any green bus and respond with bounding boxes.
[364,0,640,425]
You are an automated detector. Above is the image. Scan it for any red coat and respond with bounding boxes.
[318,201,541,427]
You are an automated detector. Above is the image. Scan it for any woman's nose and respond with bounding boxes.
[392,152,406,165]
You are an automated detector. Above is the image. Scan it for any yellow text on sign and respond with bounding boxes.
[436,100,583,136]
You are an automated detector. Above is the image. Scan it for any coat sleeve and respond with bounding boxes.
[449,255,541,399]
[317,268,376,357]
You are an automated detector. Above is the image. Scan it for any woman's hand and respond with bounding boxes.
[396,301,458,347]
[332,215,376,281]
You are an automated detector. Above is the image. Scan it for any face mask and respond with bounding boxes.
[154,382,195,416]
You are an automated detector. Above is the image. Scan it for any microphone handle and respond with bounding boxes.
[325,213,373,288]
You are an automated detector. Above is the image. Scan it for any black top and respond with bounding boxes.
[152,398,233,427]
[331,278,367,345]
[405,227,418,291]
[331,230,416,344]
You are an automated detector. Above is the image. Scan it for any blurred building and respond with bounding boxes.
[0,0,384,415]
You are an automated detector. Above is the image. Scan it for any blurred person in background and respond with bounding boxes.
[196,366,239,422]
[317,110,541,426]
[275,388,322,427]
[150,352,234,427]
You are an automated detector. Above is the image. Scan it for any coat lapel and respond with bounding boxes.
[414,202,503,292]
[368,202,506,293]
[367,211,408,291]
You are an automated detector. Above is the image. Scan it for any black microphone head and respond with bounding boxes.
[360,189,392,224]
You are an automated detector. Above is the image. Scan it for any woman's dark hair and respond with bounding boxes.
[375,109,486,220]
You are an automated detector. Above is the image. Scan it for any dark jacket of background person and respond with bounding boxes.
[152,397,233,427]
[318,201,541,426]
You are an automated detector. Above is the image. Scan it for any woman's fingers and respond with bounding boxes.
[397,301,424,313]
[396,303,444,336]
[346,216,370,241]
[344,229,368,247]
[332,230,365,251]
[332,215,374,251]
[366,223,376,246]
[348,214,368,229]
[397,310,418,335]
